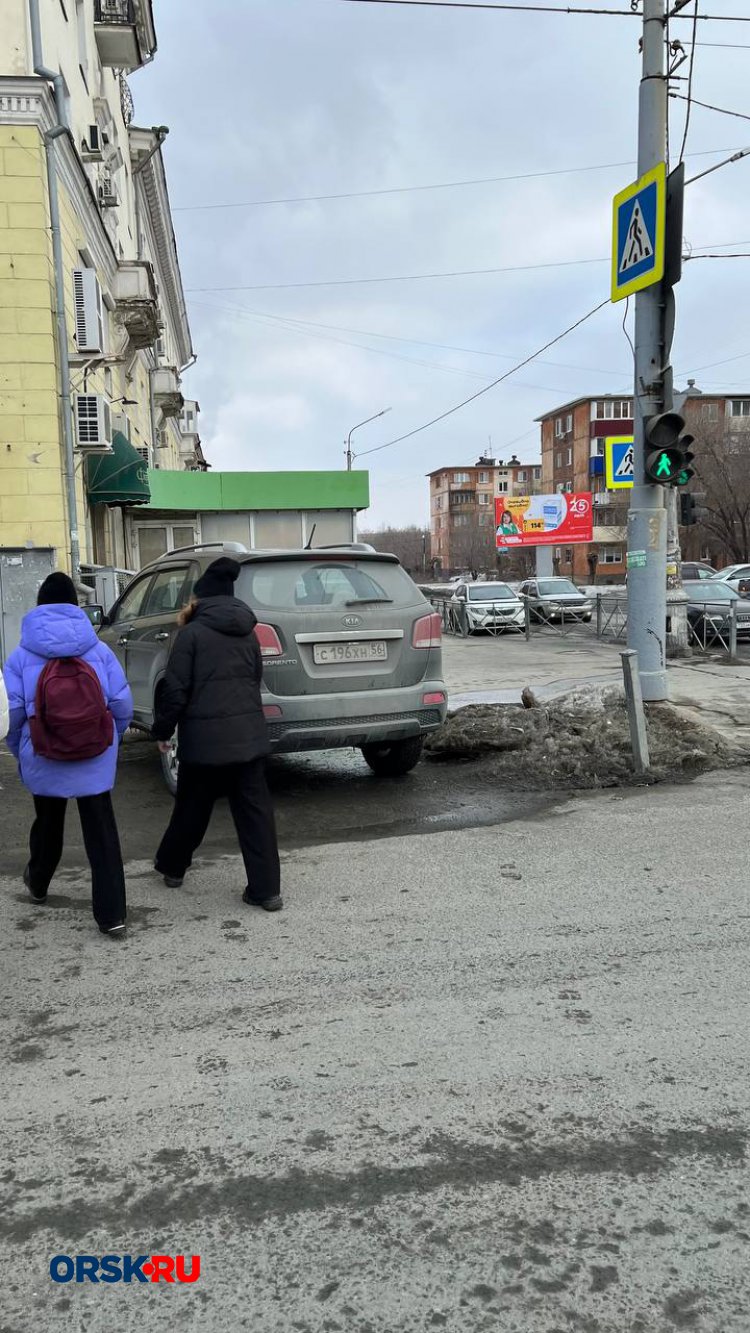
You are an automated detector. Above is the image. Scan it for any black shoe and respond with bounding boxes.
[154,862,184,888]
[99,921,127,938]
[242,890,283,912]
[23,865,47,904]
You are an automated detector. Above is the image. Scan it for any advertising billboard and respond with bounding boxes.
[495,493,593,549]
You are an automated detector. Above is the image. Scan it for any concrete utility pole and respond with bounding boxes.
[345,408,391,470]
[627,0,668,700]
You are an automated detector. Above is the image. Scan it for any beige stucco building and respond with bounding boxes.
[0,0,197,643]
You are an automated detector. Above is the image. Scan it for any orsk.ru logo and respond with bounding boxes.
[50,1255,201,1284]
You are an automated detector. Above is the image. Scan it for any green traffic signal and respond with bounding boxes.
[655,452,673,478]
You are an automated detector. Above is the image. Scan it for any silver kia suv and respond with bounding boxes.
[97,543,448,791]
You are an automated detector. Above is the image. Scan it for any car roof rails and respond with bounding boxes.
[155,541,249,560]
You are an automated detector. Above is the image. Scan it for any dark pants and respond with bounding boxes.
[29,793,127,929]
[155,760,281,902]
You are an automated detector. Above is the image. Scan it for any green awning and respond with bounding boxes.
[87,430,151,506]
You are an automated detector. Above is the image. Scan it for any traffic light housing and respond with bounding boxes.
[679,492,696,526]
[644,411,695,486]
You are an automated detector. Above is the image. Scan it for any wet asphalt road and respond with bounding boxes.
[1,769,749,1331]
[0,738,559,880]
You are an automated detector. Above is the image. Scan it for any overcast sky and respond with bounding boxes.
[134,0,750,528]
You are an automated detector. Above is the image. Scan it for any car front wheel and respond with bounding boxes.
[361,736,424,777]
[160,731,179,796]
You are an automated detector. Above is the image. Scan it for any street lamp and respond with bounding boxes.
[345,408,391,471]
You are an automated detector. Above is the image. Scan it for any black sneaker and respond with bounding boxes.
[23,865,47,904]
[154,862,184,888]
[99,921,127,938]
[242,890,283,912]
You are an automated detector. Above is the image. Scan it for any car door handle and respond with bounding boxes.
[154,632,170,642]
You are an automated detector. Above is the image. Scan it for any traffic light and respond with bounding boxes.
[643,411,695,486]
[679,493,696,526]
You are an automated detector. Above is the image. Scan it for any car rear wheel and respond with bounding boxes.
[361,736,424,777]
[160,732,179,797]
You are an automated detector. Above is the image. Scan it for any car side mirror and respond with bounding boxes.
[84,604,105,629]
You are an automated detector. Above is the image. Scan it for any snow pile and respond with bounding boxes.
[425,686,740,790]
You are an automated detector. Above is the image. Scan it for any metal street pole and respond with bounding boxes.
[345,408,391,470]
[627,0,668,701]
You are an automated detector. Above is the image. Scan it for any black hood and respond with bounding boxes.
[192,596,258,638]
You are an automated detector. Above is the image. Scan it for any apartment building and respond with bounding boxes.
[538,388,750,581]
[0,0,196,620]
[428,454,542,572]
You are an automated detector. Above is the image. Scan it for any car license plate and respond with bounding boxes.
[313,641,387,665]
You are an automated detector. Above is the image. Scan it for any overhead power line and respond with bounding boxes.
[678,2,700,165]
[670,93,750,125]
[172,146,737,213]
[355,299,610,460]
[339,0,750,18]
[184,240,750,294]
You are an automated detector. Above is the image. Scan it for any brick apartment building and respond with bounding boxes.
[538,387,750,582]
[428,454,542,573]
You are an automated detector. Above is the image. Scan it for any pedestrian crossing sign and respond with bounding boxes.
[611,162,666,303]
[605,435,635,489]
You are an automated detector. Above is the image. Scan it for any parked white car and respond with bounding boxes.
[450,581,525,633]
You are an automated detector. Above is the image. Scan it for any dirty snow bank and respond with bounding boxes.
[425,686,742,790]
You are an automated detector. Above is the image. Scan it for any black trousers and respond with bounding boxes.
[29,793,127,929]
[155,760,281,902]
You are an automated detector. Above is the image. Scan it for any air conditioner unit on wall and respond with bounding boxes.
[112,412,131,441]
[98,170,119,208]
[73,267,105,353]
[75,395,113,454]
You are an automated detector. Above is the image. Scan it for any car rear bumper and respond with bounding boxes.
[262,680,448,752]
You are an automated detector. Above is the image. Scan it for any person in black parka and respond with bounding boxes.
[151,557,282,911]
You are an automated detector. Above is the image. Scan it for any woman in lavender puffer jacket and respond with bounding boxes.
[2,572,133,936]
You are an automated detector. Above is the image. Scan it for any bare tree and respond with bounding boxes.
[357,525,430,576]
[692,425,750,563]
[449,516,498,576]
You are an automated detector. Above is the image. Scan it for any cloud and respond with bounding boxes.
[134,0,750,526]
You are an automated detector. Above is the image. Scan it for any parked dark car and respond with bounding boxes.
[680,562,717,581]
[517,577,593,624]
[683,580,750,646]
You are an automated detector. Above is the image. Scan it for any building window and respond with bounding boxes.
[434,496,442,510]
[517,470,526,482]
[565,447,571,465]
[565,413,573,433]
[702,402,719,421]
[554,417,563,438]
[534,467,541,478]
[478,470,488,483]
[498,481,508,493]
[601,548,623,564]
[453,514,469,527]
[729,400,750,418]
[565,548,573,564]
[594,399,632,420]
[453,471,470,484]
[556,453,562,469]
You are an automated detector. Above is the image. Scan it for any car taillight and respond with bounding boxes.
[263,704,283,718]
[422,691,446,706]
[412,612,442,649]
[255,623,283,657]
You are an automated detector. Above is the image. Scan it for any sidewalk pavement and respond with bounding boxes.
[442,632,750,749]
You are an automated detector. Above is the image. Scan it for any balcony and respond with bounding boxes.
[94,0,157,72]
[152,366,183,419]
[112,262,161,349]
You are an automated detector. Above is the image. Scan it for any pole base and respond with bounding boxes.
[638,668,668,702]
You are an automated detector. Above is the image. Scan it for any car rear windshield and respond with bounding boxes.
[538,580,580,597]
[686,582,737,602]
[236,558,422,612]
[469,583,515,601]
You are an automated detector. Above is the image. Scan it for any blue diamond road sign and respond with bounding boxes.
[611,163,666,303]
